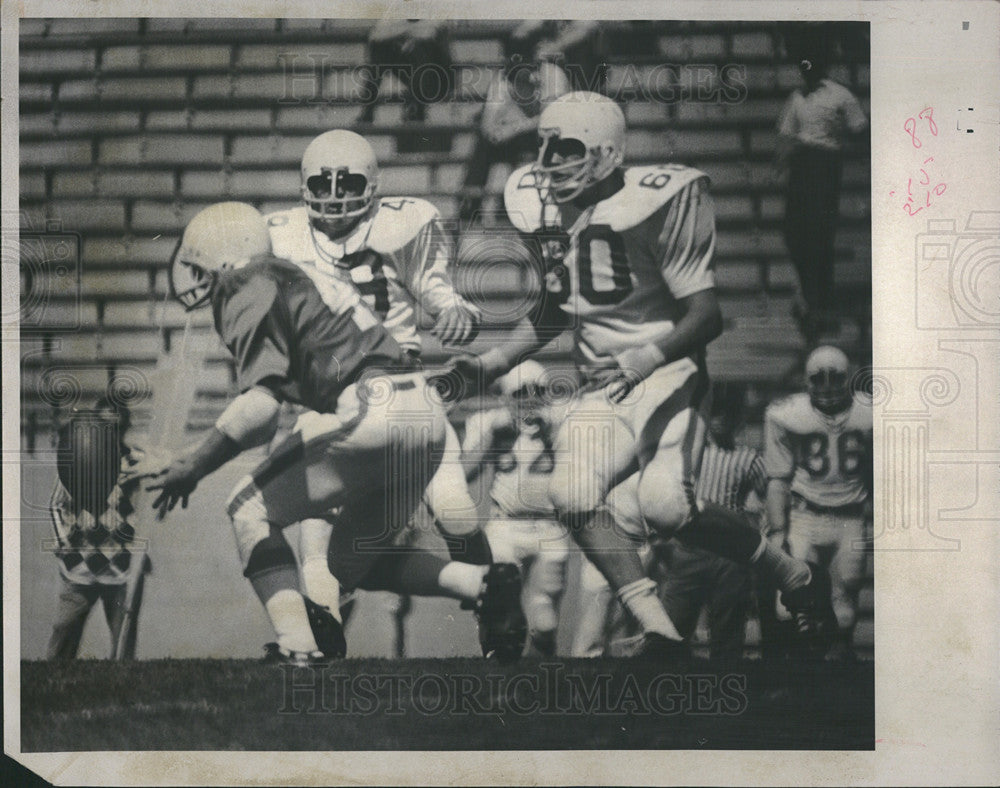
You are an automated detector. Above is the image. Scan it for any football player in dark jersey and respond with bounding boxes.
[140,202,526,664]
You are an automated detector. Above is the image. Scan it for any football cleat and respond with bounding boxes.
[626,632,689,662]
[473,563,528,663]
[780,561,837,653]
[303,596,347,659]
[262,642,326,666]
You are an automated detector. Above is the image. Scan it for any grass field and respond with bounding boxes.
[21,657,873,751]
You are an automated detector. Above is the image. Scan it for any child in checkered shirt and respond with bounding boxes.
[46,397,151,660]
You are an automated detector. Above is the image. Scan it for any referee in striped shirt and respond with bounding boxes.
[648,385,767,662]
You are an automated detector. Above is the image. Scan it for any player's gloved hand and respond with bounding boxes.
[147,453,203,519]
[432,303,481,347]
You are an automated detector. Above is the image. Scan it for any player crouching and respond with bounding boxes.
[136,202,526,664]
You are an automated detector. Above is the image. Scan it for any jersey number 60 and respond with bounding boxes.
[577,224,633,305]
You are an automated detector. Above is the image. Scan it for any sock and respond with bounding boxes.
[561,509,647,589]
[617,577,682,641]
[261,587,319,654]
[300,556,343,623]
[752,539,811,593]
[438,562,488,601]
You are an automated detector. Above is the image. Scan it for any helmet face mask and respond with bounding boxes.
[301,130,380,239]
[531,92,626,204]
[169,237,213,310]
[170,202,271,311]
[805,346,852,414]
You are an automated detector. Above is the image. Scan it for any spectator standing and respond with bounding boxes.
[458,35,570,229]
[774,34,868,341]
[46,397,151,660]
[357,20,453,125]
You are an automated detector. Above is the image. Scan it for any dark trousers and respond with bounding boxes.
[46,573,146,660]
[358,38,453,123]
[653,541,752,662]
[784,145,843,317]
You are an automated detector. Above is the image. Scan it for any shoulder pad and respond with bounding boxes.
[264,205,308,231]
[504,166,561,234]
[766,392,806,422]
[598,165,709,232]
[367,197,439,254]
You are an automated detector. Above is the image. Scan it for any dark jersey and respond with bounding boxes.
[211,255,402,413]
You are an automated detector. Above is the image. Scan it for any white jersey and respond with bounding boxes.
[764,392,873,508]
[266,199,472,354]
[504,164,716,372]
[466,407,557,518]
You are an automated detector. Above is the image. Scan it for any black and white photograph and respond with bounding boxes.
[3,1,998,785]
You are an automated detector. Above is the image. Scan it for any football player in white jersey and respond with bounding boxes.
[265,130,493,631]
[462,360,572,656]
[765,345,872,659]
[443,92,826,656]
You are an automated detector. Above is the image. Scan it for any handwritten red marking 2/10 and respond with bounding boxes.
[891,108,947,216]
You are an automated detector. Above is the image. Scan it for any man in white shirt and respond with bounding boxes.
[774,44,868,341]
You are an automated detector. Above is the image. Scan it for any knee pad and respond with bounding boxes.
[636,472,691,537]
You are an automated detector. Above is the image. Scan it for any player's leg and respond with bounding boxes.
[425,420,493,565]
[522,520,570,656]
[46,579,98,661]
[632,362,814,613]
[827,515,867,659]
[298,516,343,621]
[226,380,443,657]
[549,391,681,643]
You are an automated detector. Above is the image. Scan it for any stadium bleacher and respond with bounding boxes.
[17,17,873,661]
[19,19,871,428]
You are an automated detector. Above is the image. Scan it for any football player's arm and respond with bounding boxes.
[461,409,509,481]
[148,279,290,515]
[763,409,795,538]
[611,180,722,398]
[402,217,481,346]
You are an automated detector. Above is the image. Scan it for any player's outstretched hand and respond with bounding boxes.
[147,454,202,520]
[432,304,480,347]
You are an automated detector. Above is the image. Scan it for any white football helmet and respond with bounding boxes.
[170,202,270,310]
[300,130,380,236]
[805,345,852,414]
[533,92,626,203]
